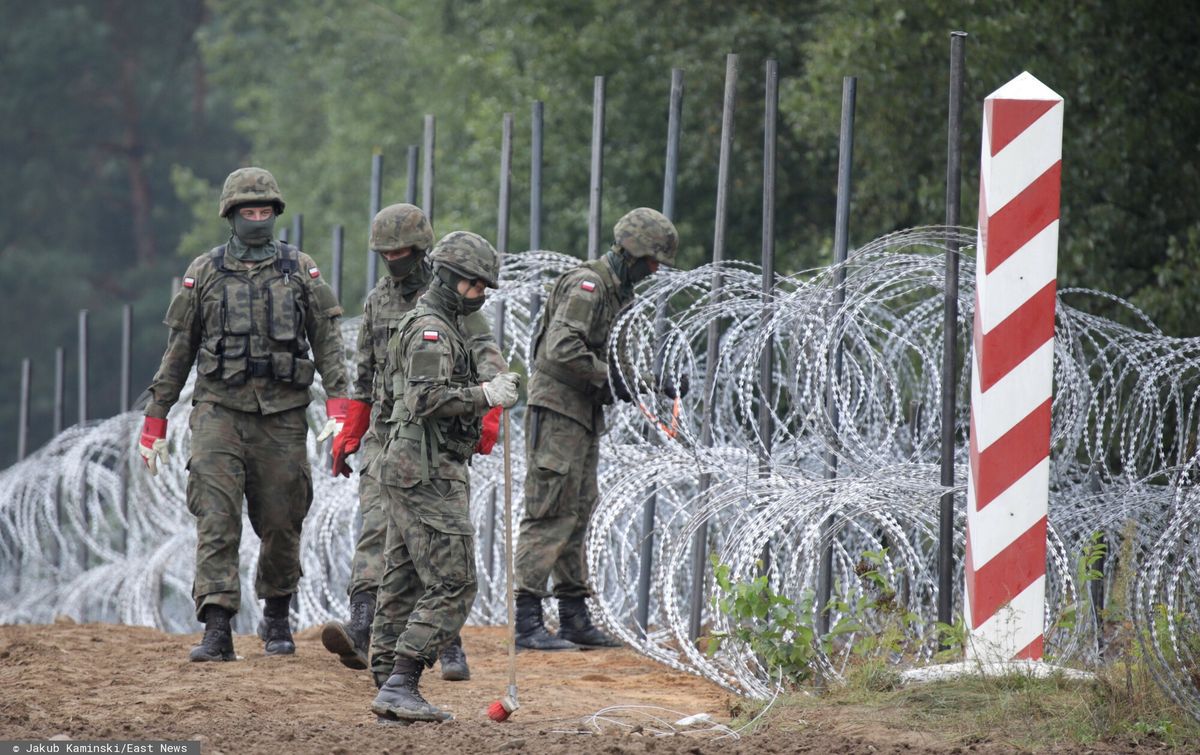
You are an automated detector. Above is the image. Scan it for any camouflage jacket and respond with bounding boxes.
[351,263,505,471]
[146,242,349,419]
[371,296,496,487]
[526,256,631,432]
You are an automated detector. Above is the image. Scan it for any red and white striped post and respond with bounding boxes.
[964,72,1063,663]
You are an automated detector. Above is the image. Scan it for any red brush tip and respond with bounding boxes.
[487,700,511,722]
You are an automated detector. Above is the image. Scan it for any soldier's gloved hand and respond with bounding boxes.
[658,370,690,399]
[482,372,520,409]
[138,416,169,476]
[317,397,350,442]
[476,406,502,455]
[606,360,633,403]
[331,399,372,477]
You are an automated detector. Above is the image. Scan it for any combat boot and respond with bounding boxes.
[514,592,578,651]
[371,657,452,723]
[438,635,470,681]
[556,596,622,647]
[257,595,295,656]
[321,591,374,670]
[189,605,236,662]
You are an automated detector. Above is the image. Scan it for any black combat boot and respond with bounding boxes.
[257,595,295,656]
[556,596,622,647]
[438,634,470,681]
[514,592,578,651]
[371,657,451,723]
[189,605,236,662]
[321,591,375,670]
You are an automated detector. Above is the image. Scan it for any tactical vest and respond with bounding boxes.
[194,243,317,388]
[382,305,481,484]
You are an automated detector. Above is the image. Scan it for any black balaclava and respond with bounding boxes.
[428,265,486,316]
[604,246,653,299]
[380,249,428,296]
[227,206,278,262]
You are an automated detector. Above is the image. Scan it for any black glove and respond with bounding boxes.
[659,371,689,400]
[607,360,633,403]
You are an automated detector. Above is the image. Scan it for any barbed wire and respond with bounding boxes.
[3,228,1200,713]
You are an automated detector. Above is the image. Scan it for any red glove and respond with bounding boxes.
[476,406,502,455]
[331,399,372,477]
[138,417,169,475]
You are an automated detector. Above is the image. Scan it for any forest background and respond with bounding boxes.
[2,0,1197,463]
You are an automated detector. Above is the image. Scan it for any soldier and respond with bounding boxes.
[368,231,519,722]
[137,167,350,662]
[320,204,503,682]
[515,207,682,650]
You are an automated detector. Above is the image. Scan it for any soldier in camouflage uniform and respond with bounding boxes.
[515,207,682,650]
[138,167,350,662]
[319,204,504,683]
[368,231,519,723]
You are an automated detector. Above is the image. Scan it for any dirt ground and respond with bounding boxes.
[0,621,1141,754]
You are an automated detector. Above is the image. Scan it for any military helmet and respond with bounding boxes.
[429,231,500,289]
[218,167,285,218]
[370,203,434,252]
[613,207,678,265]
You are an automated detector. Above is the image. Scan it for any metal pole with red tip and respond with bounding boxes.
[488,408,519,722]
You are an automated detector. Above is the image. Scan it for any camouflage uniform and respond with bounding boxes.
[369,232,509,680]
[147,170,348,622]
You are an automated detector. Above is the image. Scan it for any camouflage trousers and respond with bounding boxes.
[186,401,312,621]
[515,406,600,600]
[369,478,477,674]
[347,431,387,599]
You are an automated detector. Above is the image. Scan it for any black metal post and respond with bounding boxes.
[120,304,133,413]
[17,358,30,461]
[367,152,383,294]
[939,30,968,635]
[689,53,738,642]
[758,60,779,575]
[291,213,303,251]
[53,347,64,435]
[423,115,436,226]
[77,309,89,424]
[279,228,289,244]
[587,76,605,260]
[817,76,857,637]
[331,225,344,303]
[406,145,419,205]
[637,67,685,640]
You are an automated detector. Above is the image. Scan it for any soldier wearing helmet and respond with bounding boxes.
[139,167,350,662]
[320,206,504,684]
[368,231,519,723]
[514,207,681,651]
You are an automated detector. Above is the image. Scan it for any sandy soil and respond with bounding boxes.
[0,621,1136,753]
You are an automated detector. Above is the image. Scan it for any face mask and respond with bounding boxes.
[627,256,655,283]
[429,269,486,316]
[383,251,422,279]
[232,213,276,247]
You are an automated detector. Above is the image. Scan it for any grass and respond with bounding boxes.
[733,656,1200,751]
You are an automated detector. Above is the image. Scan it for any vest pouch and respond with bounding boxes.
[222,281,253,335]
[221,335,248,359]
[270,352,296,382]
[292,356,315,387]
[221,355,248,386]
[267,283,299,342]
[196,347,221,377]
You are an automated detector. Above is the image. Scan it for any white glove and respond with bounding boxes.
[316,418,342,443]
[316,398,349,442]
[139,438,169,477]
[482,372,520,409]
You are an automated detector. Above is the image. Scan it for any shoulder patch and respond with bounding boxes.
[580,280,596,292]
[422,330,440,342]
[308,266,320,279]
[182,277,195,289]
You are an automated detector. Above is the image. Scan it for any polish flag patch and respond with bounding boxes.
[182,277,195,289]
[422,331,440,341]
[580,280,596,292]
[308,267,321,279]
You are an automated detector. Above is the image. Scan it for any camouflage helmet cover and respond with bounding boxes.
[370,203,434,252]
[613,207,677,265]
[429,231,500,288]
[218,167,286,218]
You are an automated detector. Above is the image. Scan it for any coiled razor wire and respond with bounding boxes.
[4,227,1200,713]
